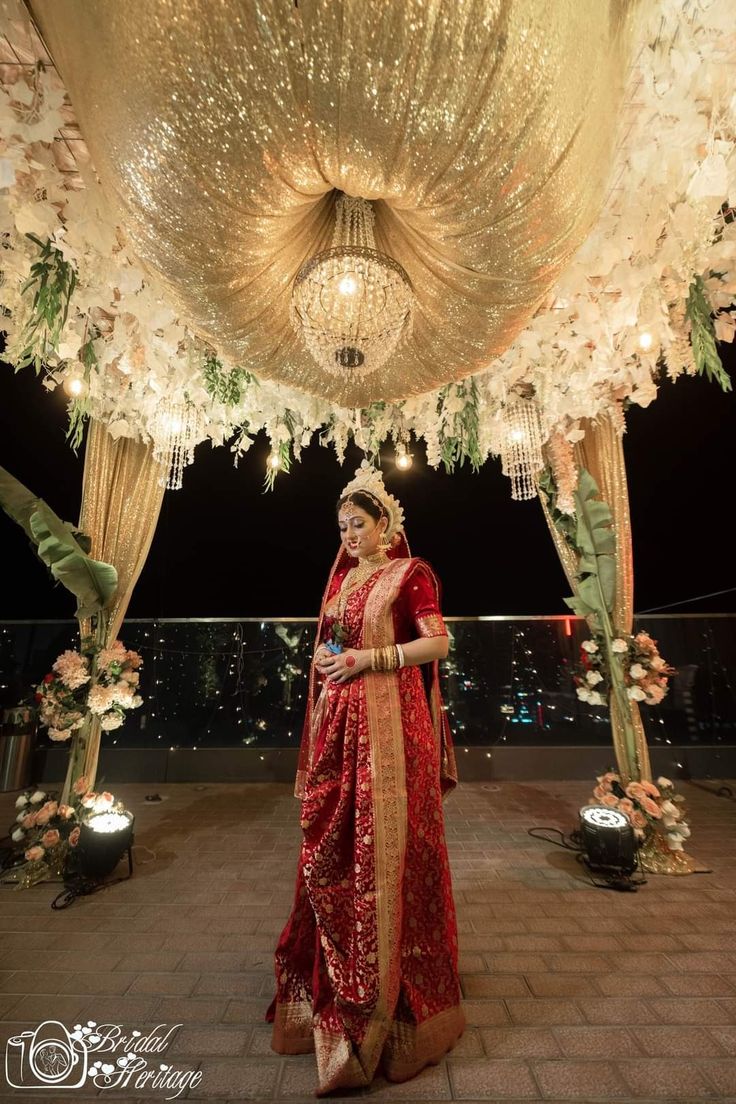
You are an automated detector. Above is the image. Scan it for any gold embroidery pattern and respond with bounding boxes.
[416,612,447,638]
[360,558,413,1074]
[382,1005,466,1081]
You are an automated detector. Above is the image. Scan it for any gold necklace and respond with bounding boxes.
[335,551,389,621]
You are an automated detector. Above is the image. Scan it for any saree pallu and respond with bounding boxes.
[266,557,464,1094]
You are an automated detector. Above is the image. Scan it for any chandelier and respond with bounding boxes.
[500,395,545,501]
[290,195,413,379]
[151,399,203,490]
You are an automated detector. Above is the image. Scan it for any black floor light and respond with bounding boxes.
[579,804,636,877]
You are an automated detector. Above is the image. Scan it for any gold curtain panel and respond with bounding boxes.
[31,0,638,407]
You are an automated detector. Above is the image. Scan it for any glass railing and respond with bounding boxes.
[1,616,735,748]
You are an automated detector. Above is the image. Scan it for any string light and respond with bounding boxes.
[638,330,654,350]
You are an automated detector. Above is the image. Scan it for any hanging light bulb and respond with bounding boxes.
[268,452,282,471]
[63,372,87,398]
[638,330,654,350]
[500,395,544,501]
[395,441,413,470]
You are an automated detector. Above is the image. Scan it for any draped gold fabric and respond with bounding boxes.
[540,412,652,783]
[76,419,166,788]
[31,0,639,407]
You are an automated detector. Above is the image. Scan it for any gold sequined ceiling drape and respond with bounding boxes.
[540,413,653,783]
[31,0,639,407]
[77,419,166,788]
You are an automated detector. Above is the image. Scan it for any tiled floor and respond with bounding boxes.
[1,778,735,1103]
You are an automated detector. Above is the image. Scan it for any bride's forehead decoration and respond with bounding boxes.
[339,461,406,540]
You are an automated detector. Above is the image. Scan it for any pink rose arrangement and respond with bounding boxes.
[575,630,675,708]
[8,777,128,887]
[590,771,691,849]
[36,637,143,741]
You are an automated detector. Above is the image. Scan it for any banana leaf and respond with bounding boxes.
[571,469,616,617]
[0,466,117,619]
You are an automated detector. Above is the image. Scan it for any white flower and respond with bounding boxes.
[576,687,592,703]
[627,686,647,702]
[588,691,606,706]
[30,791,46,804]
[586,671,604,686]
[15,794,28,808]
[11,827,25,842]
[581,640,599,654]
[611,639,628,653]
[100,712,124,731]
[656,776,673,789]
[660,800,680,820]
[667,838,684,852]
[629,663,646,680]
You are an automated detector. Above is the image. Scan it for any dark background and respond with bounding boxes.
[1,346,734,620]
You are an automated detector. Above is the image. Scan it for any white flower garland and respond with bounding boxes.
[0,0,734,485]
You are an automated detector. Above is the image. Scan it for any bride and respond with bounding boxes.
[266,462,465,1095]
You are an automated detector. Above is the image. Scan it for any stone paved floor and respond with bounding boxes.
[1,778,735,1103]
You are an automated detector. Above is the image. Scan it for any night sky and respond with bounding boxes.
[1,345,734,621]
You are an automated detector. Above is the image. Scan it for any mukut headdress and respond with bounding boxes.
[339,459,406,543]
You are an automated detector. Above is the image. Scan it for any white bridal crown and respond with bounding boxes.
[339,460,405,541]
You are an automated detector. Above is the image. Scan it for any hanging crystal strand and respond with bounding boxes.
[500,395,545,501]
[152,399,202,490]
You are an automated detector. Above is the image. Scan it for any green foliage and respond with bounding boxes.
[0,466,116,620]
[16,235,77,372]
[686,275,732,392]
[562,470,616,631]
[202,354,254,406]
[438,379,482,473]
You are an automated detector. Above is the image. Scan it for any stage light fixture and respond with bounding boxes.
[579,804,636,877]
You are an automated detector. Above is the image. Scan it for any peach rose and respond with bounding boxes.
[34,801,57,826]
[625,782,647,801]
[593,785,608,802]
[69,826,81,848]
[641,796,662,819]
[80,792,98,809]
[25,845,45,862]
[21,812,37,830]
[639,781,661,799]
[618,798,635,817]
[73,774,89,795]
[95,792,115,810]
[601,793,619,807]
[41,828,60,848]
[58,804,75,820]
[630,810,647,829]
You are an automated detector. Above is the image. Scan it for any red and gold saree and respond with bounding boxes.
[266,540,465,1094]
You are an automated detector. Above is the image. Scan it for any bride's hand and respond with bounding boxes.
[320,649,367,683]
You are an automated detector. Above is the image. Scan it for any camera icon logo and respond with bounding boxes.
[5,1019,89,1089]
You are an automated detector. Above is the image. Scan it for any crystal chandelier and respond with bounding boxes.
[290,194,413,379]
[500,395,545,501]
[151,399,203,490]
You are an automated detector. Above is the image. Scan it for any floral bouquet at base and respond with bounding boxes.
[590,771,691,851]
[575,630,676,708]
[36,637,143,740]
[6,776,128,889]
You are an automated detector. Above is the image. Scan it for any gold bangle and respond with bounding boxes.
[396,643,405,668]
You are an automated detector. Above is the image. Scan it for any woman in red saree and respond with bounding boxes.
[266,464,464,1095]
